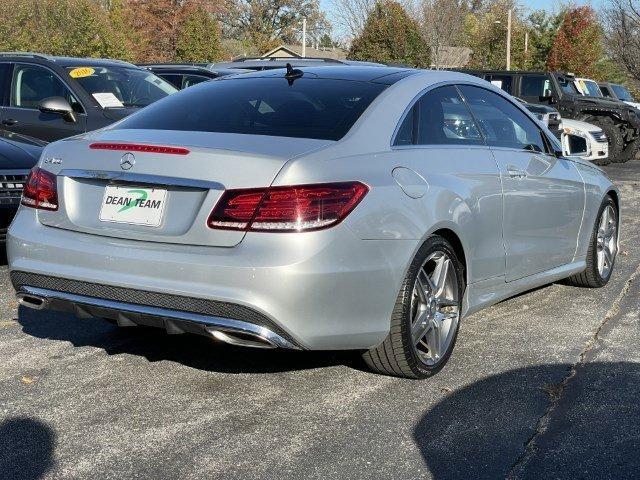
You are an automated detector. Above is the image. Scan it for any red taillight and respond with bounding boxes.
[208,182,369,232]
[89,143,190,155]
[21,167,58,211]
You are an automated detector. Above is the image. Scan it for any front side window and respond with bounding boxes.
[11,64,81,111]
[611,84,634,102]
[415,85,483,145]
[521,75,551,98]
[600,86,613,98]
[116,77,387,141]
[68,66,177,108]
[458,84,548,153]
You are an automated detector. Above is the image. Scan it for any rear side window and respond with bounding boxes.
[116,77,387,141]
[416,85,483,145]
[459,85,548,153]
[486,75,513,94]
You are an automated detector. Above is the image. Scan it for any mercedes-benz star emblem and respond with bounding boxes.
[120,152,135,170]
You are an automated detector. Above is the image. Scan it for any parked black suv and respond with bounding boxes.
[0,53,177,142]
[0,128,45,245]
[459,70,640,163]
[140,64,250,90]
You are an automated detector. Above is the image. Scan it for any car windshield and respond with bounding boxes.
[612,84,634,102]
[577,79,603,97]
[67,66,177,108]
[115,76,387,141]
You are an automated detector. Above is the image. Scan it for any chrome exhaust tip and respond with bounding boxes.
[17,293,49,310]
[208,329,277,349]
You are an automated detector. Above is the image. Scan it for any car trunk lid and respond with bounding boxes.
[38,130,332,247]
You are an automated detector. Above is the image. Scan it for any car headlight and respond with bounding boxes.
[562,126,586,137]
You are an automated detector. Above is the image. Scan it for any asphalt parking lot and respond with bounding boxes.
[1,162,639,480]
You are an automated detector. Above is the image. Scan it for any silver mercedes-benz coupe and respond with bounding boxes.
[8,66,620,378]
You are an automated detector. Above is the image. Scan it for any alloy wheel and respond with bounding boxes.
[596,205,618,279]
[410,251,460,366]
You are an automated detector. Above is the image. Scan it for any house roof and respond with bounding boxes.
[261,44,347,61]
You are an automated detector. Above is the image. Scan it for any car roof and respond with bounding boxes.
[226,65,419,84]
[0,52,136,68]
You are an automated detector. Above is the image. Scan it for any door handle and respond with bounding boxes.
[506,165,527,178]
[1,119,18,126]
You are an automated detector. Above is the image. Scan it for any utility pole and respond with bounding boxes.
[302,19,307,58]
[524,30,528,54]
[506,8,512,70]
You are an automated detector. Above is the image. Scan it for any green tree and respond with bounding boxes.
[546,6,603,77]
[0,0,128,58]
[224,0,329,53]
[348,1,430,67]
[524,9,564,70]
[175,6,225,62]
[463,1,534,70]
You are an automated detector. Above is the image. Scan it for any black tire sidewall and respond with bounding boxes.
[402,236,465,378]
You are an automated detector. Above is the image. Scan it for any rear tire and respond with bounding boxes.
[566,196,618,288]
[583,116,622,164]
[363,236,465,379]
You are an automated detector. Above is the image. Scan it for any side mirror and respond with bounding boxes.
[539,89,554,102]
[561,133,590,158]
[38,97,77,123]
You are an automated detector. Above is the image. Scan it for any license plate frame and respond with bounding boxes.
[99,184,167,227]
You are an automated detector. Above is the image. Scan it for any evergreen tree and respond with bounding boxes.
[175,6,225,62]
[349,1,430,67]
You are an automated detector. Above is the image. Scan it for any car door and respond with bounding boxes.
[459,84,584,282]
[2,63,87,141]
[393,85,505,283]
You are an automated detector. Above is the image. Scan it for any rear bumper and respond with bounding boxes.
[8,208,416,350]
[16,283,299,349]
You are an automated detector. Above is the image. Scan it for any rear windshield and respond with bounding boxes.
[114,77,387,141]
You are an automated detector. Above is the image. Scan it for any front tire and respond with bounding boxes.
[566,196,618,288]
[363,236,465,379]
[583,116,622,164]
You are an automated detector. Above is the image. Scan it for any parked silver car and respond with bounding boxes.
[8,66,620,378]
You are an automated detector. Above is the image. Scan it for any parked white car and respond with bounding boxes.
[561,118,609,163]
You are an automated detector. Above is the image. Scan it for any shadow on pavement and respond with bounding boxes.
[414,362,640,480]
[17,306,361,374]
[0,417,56,480]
